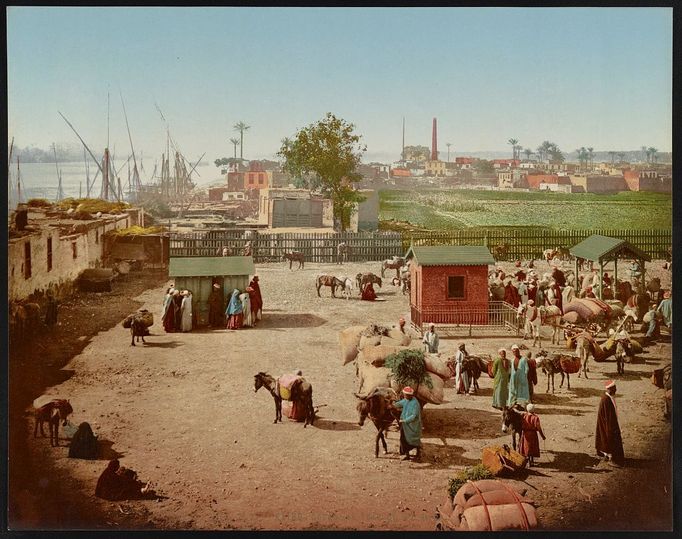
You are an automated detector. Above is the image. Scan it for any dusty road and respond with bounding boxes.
[10,261,673,531]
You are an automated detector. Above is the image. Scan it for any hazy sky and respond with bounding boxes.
[7,7,673,164]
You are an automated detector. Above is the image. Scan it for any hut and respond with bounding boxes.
[569,235,651,299]
[168,256,255,326]
[405,245,495,329]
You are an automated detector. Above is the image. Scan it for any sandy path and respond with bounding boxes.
[21,261,672,530]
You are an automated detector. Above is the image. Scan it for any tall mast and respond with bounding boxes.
[120,90,140,192]
[107,91,110,150]
[59,111,104,176]
[402,117,405,162]
[17,156,21,205]
[53,143,64,201]
[84,147,91,197]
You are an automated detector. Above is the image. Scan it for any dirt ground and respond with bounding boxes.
[8,260,673,531]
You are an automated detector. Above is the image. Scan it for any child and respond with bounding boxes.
[519,403,546,467]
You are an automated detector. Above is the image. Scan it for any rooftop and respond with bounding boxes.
[404,245,495,266]
[569,234,651,263]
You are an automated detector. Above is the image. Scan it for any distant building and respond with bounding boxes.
[391,168,411,178]
[425,160,447,177]
[493,159,520,169]
[349,189,379,232]
[243,161,271,191]
[623,170,671,193]
[538,176,573,193]
[569,174,628,193]
[497,168,528,189]
[258,188,334,228]
[526,174,560,190]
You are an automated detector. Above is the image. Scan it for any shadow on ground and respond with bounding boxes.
[543,450,610,474]
[311,419,361,431]
[423,407,505,439]
[259,313,327,329]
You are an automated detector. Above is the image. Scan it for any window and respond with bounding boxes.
[72,242,78,259]
[95,230,99,244]
[47,237,53,272]
[447,275,465,299]
[24,241,32,279]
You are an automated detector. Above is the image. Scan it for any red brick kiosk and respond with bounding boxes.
[405,245,495,330]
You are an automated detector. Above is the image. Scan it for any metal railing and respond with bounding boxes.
[411,301,520,337]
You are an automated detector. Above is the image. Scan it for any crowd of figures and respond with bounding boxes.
[161,275,264,332]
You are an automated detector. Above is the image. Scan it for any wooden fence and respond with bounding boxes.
[169,228,671,263]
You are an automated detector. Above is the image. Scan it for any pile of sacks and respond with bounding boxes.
[339,323,453,405]
[562,298,612,325]
[436,479,538,531]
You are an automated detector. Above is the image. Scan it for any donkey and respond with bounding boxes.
[316,275,346,298]
[535,350,580,392]
[501,404,526,451]
[380,257,405,279]
[130,316,147,346]
[254,372,315,427]
[355,387,401,457]
[34,399,73,446]
[282,251,305,270]
[462,355,490,394]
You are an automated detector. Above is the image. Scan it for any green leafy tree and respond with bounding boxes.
[278,112,367,231]
[473,159,494,174]
[233,121,250,160]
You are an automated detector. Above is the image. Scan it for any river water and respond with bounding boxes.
[7,160,221,210]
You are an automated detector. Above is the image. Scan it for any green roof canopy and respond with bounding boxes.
[404,245,495,266]
[569,235,651,263]
[169,256,255,277]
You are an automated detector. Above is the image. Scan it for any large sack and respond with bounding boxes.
[387,328,412,346]
[356,358,393,395]
[463,489,533,509]
[454,480,526,508]
[460,502,538,531]
[481,445,527,476]
[135,310,153,328]
[563,301,592,320]
[605,299,624,310]
[559,355,582,374]
[416,372,445,405]
[340,325,365,366]
[359,334,382,350]
[363,345,403,367]
[424,354,452,379]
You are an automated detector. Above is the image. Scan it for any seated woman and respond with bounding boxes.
[95,459,157,501]
[361,281,377,301]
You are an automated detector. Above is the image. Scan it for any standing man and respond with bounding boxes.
[595,380,624,467]
[44,289,59,328]
[394,386,422,461]
[337,242,347,264]
[423,323,439,353]
[525,299,541,347]
[507,344,531,407]
[527,351,538,403]
[517,278,528,306]
[208,283,224,328]
[644,303,662,340]
[455,342,470,395]
[492,348,510,410]
[519,403,546,467]
[249,275,263,324]
[657,291,672,331]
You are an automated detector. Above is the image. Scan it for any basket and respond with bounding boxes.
[559,356,581,374]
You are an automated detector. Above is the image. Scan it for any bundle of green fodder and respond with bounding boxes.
[56,198,130,214]
[384,348,446,405]
[436,466,538,531]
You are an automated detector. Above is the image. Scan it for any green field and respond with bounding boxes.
[379,189,672,231]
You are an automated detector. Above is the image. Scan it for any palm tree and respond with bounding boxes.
[508,138,519,160]
[233,121,250,160]
[514,145,523,162]
[641,145,649,163]
[229,137,240,159]
[524,148,533,161]
[575,147,587,170]
[446,142,452,162]
[608,151,616,164]
[587,147,594,169]
[648,147,658,164]
[537,141,552,163]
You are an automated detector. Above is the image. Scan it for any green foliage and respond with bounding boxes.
[278,112,367,231]
[55,198,130,214]
[384,349,433,390]
[447,464,494,500]
[27,198,53,207]
[473,159,494,174]
[380,189,672,230]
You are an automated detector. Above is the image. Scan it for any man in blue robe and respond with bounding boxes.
[394,386,422,461]
[507,344,531,407]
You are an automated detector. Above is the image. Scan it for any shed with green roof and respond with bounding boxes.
[169,256,255,326]
[569,235,650,299]
[404,245,495,328]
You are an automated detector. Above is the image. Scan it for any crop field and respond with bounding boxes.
[379,189,673,231]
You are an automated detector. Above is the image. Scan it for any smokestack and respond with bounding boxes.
[431,117,438,161]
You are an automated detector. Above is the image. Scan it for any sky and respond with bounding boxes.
[7,7,673,165]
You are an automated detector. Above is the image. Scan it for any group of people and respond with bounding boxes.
[161,286,194,333]
[208,275,263,330]
[491,344,538,410]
